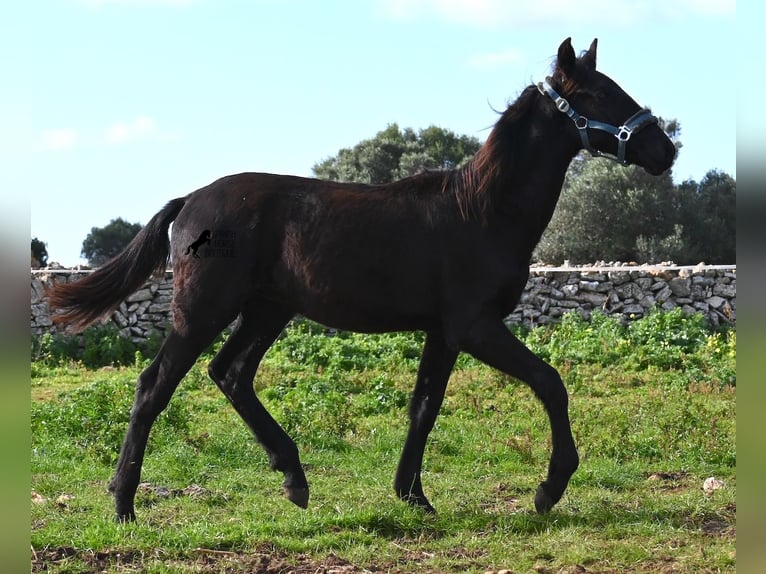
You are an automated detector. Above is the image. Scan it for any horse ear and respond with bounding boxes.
[557,37,576,75]
[581,38,598,70]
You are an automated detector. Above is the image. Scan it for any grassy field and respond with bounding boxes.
[31,310,736,573]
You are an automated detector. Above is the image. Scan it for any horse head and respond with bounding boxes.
[541,38,676,175]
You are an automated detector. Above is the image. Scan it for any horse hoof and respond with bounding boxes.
[284,486,309,509]
[399,492,436,514]
[417,501,437,514]
[115,510,136,523]
[534,484,556,514]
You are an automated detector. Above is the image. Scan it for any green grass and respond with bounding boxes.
[31,310,736,573]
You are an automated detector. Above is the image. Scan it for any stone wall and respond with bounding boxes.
[31,264,736,341]
[508,264,735,329]
[31,270,175,342]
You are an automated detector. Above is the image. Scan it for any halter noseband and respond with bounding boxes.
[537,77,657,165]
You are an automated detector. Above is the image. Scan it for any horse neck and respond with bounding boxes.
[484,94,579,249]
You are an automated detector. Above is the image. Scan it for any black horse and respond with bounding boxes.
[48,38,676,522]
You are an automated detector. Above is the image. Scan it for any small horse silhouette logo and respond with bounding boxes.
[185,230,211,258]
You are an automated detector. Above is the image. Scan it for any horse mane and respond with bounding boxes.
[444,59,586,222]
[442,85,540,222]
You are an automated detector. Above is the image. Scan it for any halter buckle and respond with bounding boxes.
[615,125,633,142]
[537,80,571,113]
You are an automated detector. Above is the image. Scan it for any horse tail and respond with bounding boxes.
[47,197,187,332]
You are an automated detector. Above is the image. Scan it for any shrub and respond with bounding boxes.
[261,377,356,449]
[521,308,734,388]
[31,372,190,464]
[32,323,163,369]
[524,310,630,367]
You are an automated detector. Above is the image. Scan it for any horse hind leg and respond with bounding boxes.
[109,325,224,521]
[207,301,309,508]
[394,331,458,513]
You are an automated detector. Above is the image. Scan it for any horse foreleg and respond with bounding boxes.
[207,303,309,508]
[456,318,579,513]
[394,331,458,513]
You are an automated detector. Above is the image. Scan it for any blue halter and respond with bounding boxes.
[537,77,657,165]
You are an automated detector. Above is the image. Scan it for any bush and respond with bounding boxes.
[265,320,423,377]
[262,378,356,449]
[623,307,708,370]
[31,372,190,464]
[522,308,734,388]
[32,323,163,369]
[524,310,630,367]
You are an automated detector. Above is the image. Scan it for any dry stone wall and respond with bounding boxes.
[31,264,736,342]
[509,264,735,329]
[31,270,174,341]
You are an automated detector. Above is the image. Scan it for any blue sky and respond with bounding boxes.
[6,0,737,266]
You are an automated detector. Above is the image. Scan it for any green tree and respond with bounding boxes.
[535,163,736,265]
[81,217,142,267]
[674,170,736,264]
[535,157,677,264]
[31,237,48,268]
[658,117,682,152]
[312,123,481,184]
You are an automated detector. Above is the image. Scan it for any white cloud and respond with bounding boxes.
[376,0,734,27]
[39,128,78,151]
[106,115,167,145]
[33,116,177,152]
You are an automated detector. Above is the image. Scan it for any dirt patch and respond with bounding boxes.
[645,471,691,493]
[31,545,420,573]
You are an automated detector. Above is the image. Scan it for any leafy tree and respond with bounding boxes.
[81,217,142,267]
[658,117,682,152]
[31,237,48,268]
[313,123,481,184]
[535,161,736,265]
[535,156,678,264]
[673,170,736,264]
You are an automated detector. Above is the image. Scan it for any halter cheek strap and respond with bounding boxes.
[537,78,657,165]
